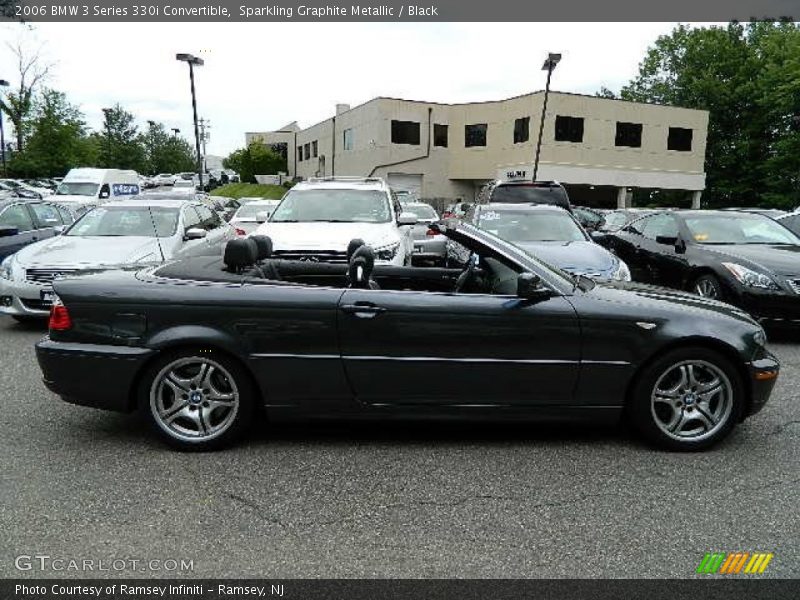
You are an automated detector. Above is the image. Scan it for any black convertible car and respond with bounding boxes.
[601,210,800,326]
[36,223,778,451]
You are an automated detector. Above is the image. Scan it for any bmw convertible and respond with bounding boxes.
[35,222,779,451]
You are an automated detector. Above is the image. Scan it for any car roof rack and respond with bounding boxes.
[306,176,385,184]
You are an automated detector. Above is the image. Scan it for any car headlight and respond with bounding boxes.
[0,255,18,281]
[612,259,631,281]
[374,242,400,261]
[721,262,779,290]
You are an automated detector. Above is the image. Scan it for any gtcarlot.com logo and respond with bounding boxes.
[697,552,774,574]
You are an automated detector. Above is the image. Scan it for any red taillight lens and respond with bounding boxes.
[426,227,438,236]
[235,227,246,236]
[49,301,72,331]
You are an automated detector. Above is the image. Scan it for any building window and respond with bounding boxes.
[465,123,487,147]
[615,122,642,148]
[434,124,448,147]
[391,120,421,145]
[297,145,303,162]
[668,127,693,151]
[343,128,353,151]
[554,115,584,143]
[312,140,318,157]
[303,143,310,161]
[513,117,530,144]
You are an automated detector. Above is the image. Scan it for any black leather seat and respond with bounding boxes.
[250,235,281,280]
[347,238,366,261]
[224,238,257,274]
[348,246,380,290]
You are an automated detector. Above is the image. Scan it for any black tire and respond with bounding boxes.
[138,348,255,451]
[628,346,744,451]
[691,273,724,300]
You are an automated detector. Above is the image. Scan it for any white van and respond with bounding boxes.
[53,168,140,210]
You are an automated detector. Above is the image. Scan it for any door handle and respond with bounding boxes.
[340,302,387,318]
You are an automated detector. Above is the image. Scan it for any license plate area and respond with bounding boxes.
[40,289,56,306]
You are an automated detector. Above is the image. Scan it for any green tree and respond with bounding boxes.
[141,122,195,175]
[223,141,287,183]
[615,21,800,208]
[8,89,94,177]
[98,104,145,171]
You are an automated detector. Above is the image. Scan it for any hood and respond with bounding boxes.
[700,244,800,277]
[15,235,163,268]
[51,194,97,204]
[254,221,400,250]
[515,240,617,274]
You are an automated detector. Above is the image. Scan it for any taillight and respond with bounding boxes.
[48,298,72,331]
[235,227,246,236]
[426,228,438,237]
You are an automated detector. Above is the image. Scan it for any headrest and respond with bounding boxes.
[350,245,375,270]
[224,238,257,271]
[348,256,370,288]
[251,235,273,261]
[347,238,366,260]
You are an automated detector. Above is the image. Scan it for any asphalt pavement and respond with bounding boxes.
[0,316,798,579]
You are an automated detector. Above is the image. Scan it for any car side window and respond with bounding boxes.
[183,206,203,231]
[625,216,649,236]
[29,203,63,228]
[55,205,74,224]
[640,214,679,240]
[779,215,800,236]
[195,204,221,230]
[0,204,35,232]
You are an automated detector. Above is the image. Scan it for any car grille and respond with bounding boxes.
[25,268,79,285]
[271,250,349,264]
[787,278,800,294]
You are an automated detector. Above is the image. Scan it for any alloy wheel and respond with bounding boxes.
[650,360,733,442]
[150,357,240,443]
[694,278,719,298]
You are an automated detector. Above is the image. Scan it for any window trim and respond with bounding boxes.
[554,115,585,143]
[390,120,421,146]
[513,117,530,144]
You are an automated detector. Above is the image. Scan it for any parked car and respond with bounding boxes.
[0,199,74,262]
[0,180,42,200]
[480,180,572,212]
[393,190,418,206]
[36,221,778,451]
[230,200,281,235]
[254,176,417,265]
[598,208,657,233]
[171,179,198,194]
[54,168,141,208]
[153,173,177,186]
[601,209,800,325]
[21,179,56,195]
[404,202,446,265]
[441,201,472,219]
[720,207,787,219]
[0,198,236,320]
[471,203,630,281]
[572,206,606,232]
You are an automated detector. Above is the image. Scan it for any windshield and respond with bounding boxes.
[476,209,586,242]
[406,204,438,221]
[173,181,194,188]
[235,203,278,219]
[491,184,568,205]
[270,189,391,223]
[56,182,99,197]
[685,214,800,245]
[67,206,179,237]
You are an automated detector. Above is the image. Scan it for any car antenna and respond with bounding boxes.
[147,206,166,263]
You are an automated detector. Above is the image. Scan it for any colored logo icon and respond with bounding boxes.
[697,552,773,574]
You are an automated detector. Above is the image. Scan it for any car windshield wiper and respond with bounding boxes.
[270,219,299,223]
[309,219,355,223]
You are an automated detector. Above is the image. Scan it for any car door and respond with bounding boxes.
[175,205,207,258]
[608,216,652,282]
[195,203,232,255]
[638,213,689,288]
[0,203,38,260]
[336,256,581,406]
[28,202,63,242]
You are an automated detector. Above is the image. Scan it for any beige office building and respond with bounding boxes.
[246,91,709,208]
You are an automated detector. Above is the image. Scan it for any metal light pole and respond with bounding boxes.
[0,79,9,177]
[176,53,205,191]
[532,53,561,182]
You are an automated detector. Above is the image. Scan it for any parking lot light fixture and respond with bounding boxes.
[175,53,205,190]
[0,79,9,177]
[533,53,561,182]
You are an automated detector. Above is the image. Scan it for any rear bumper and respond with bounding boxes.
[36,337,155,412]
[745,353,780,417]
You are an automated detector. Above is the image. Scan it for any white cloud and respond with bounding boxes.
[0,22,691,157]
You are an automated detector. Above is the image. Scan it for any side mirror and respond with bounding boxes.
[184,227,207,241]
[656,235,687,254]
[53,225,66,235]
[0,225,19,238]
[256,211,270,224]
[99,191,110,200]
[397,212,418,226]
[517,272,552,300]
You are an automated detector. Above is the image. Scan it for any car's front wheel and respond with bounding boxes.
[692,273,724,300]
[139,349,255,451]
[629,347,744,451]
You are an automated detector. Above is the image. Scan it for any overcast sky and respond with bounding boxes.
[0,22,698,157]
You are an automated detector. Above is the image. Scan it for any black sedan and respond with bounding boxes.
[601,210,800,325]
[36,223,778,452]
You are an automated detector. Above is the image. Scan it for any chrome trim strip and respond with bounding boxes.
[250,353,630,366]
[251,353,339,359]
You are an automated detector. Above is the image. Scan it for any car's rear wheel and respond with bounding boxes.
[140,349,254,451]
[629,347,744,451]
[692,273,724,300]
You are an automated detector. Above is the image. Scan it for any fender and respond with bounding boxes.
[144,324,247,357]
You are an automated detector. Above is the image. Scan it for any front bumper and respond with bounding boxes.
[727,285,800,326]
[0,277,53,317]
[745,351,780,417]
[36,337,155,413]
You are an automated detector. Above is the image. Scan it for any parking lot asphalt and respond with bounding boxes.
[0,316,798,579]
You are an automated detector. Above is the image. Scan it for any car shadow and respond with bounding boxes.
[765,327,800,344]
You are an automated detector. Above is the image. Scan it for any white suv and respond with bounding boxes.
[254,177,417,265]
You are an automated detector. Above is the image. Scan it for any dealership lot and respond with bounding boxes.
[0,316,798,578]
